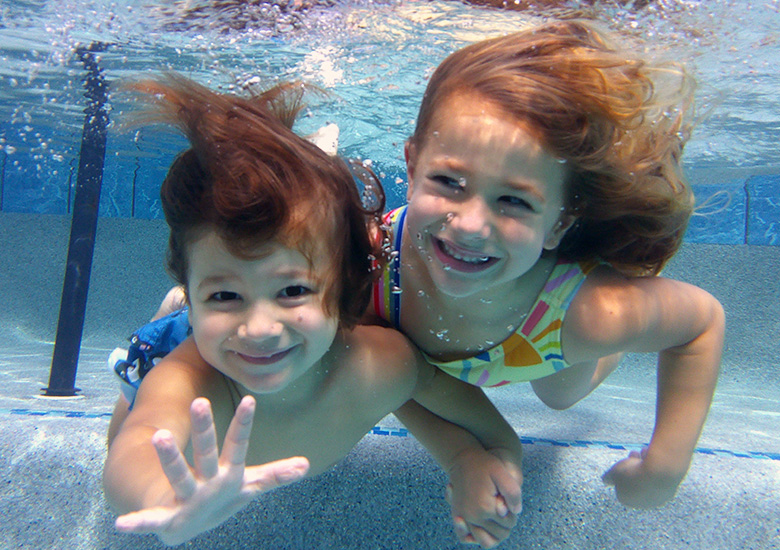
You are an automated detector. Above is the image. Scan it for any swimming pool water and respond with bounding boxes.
[1,0,780,223]
[1,3,779,549]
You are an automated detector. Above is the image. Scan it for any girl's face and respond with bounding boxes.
[405,93,573,298]
[186,231,339,395]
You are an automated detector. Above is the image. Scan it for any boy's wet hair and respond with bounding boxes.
[128,74,385,327]
[411,20,696,276]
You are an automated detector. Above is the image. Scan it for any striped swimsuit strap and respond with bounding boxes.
[372,206,406,329]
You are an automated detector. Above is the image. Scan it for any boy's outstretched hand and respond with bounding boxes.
[114,396,309,546]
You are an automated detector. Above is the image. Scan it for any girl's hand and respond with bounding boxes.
[446,447,523,548]
[114,396,309,545]
[602,447,685,508]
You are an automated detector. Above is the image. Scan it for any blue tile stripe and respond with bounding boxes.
[685,175,780,245]
[4,407,777,461]
[513,436,780,461]
[370,426,410,437]
[2,407,113,419]
[370,431,780,461]
[2,162,780,245]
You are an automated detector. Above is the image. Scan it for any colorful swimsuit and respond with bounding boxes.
[372,206,599,387]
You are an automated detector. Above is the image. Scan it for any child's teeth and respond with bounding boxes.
[443,242,489,263]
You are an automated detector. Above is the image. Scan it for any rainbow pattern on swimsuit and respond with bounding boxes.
[372,206,598,387]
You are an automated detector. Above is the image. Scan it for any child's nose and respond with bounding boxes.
[451,197,493,240]
[237,305,283,341]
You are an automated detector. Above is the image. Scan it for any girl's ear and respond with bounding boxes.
[543,215,577,250]
[404,141,417,201]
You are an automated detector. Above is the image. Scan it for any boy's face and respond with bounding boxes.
[185,231,339,395]
[404,93,573,299]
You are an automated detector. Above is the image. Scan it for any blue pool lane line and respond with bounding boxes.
[3,407,777,461]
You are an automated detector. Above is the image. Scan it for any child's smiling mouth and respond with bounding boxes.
[233,347,295,366]
[433,237,498,273]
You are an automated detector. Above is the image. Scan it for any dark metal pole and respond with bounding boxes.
[43,42,110,397]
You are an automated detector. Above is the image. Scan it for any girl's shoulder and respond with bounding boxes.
[565,263,638,327]
[563,265,717,362]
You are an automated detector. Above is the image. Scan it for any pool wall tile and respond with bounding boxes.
[746,175,780,246]
[3,143,780,246]
[129,160,168,220]
[686,181,747,244]
[379,169,408,211]
[98,140,137,218]
[0,150,73,215]
[119,131,187,220]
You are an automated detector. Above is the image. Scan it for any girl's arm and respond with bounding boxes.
[352,324,523,546]
[399,366,524,548]
[409,367,524,471]
[563,271,725,507]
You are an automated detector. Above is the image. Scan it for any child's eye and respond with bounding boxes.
[279,285,313,299]
[500,195,535,212]
[431,174,465,191]
[209,291,241,302]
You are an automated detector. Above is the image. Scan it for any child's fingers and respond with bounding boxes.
[458,517,511,549]
[453,517,478,544]
[446,485,515,533]
[189,398,219,479]
[242,456,309,494]
[152,429,197,501]
[495,496,508,518]
[491,511,517,530]
[220,395,256,468]
[454,512,515,548]
[491,468,523,515]
[468,525,502,549]
[115,507,175,534]
[602,451,643,486]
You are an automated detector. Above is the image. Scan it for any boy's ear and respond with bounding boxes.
[543,215,577,250]
[404,141,417,201]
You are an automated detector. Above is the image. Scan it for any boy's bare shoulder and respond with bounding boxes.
[333,325,426,402]
[142,343,215,394]
[129,347,222,424]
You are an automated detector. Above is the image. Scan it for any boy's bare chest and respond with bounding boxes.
[245,407,381,476]
[209,376,397,477]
